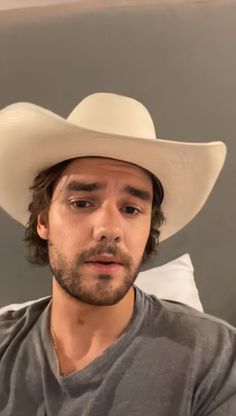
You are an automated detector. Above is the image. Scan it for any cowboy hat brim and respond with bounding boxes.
[0,102,226,241]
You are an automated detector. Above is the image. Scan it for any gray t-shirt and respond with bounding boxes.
[0,285,236,415]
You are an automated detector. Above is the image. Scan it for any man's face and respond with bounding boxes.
[37,157,153,306]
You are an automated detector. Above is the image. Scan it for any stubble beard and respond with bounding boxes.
[48,241,142,306]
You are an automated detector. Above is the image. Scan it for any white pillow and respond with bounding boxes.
[135,253,203,311]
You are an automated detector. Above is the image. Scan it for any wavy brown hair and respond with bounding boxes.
[24,158,165,266]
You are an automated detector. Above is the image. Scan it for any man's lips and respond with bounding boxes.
[85,256,123,265]
[84,256,123,273]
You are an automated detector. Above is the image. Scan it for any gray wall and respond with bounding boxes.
[0,0,235,324]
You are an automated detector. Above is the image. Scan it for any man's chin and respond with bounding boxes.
[61,279,134,306]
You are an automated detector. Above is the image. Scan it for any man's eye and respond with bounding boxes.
[70,201,92,208]
[123,206,140,215]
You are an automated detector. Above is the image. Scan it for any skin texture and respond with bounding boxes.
[37,157,153,374]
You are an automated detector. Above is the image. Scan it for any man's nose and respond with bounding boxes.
[93,204,123,244]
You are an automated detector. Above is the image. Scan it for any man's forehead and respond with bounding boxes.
[52,157,154,199]
[62,157,152,180]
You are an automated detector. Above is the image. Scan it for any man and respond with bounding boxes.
[0,92,235,415]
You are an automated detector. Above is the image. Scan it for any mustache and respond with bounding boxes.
[75,243,132,269]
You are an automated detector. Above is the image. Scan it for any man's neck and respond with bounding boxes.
[49,279,135,372]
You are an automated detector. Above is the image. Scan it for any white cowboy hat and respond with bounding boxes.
[0,92,226,241]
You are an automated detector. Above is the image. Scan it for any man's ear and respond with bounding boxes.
[37,213,49,240]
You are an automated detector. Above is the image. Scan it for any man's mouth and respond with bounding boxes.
[86,255,123,265]
[85,256,123,272]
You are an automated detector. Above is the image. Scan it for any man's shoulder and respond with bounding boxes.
[138,286,236,347]
[0,297,51,321]
[155,296,236,348]
[159,297,235,329]
[0,297,51,354]
[0,296,49,312]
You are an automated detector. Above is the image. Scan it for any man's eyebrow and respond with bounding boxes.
[123,185,152,202]
[64,181,152,201]
[64,181,106,192]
